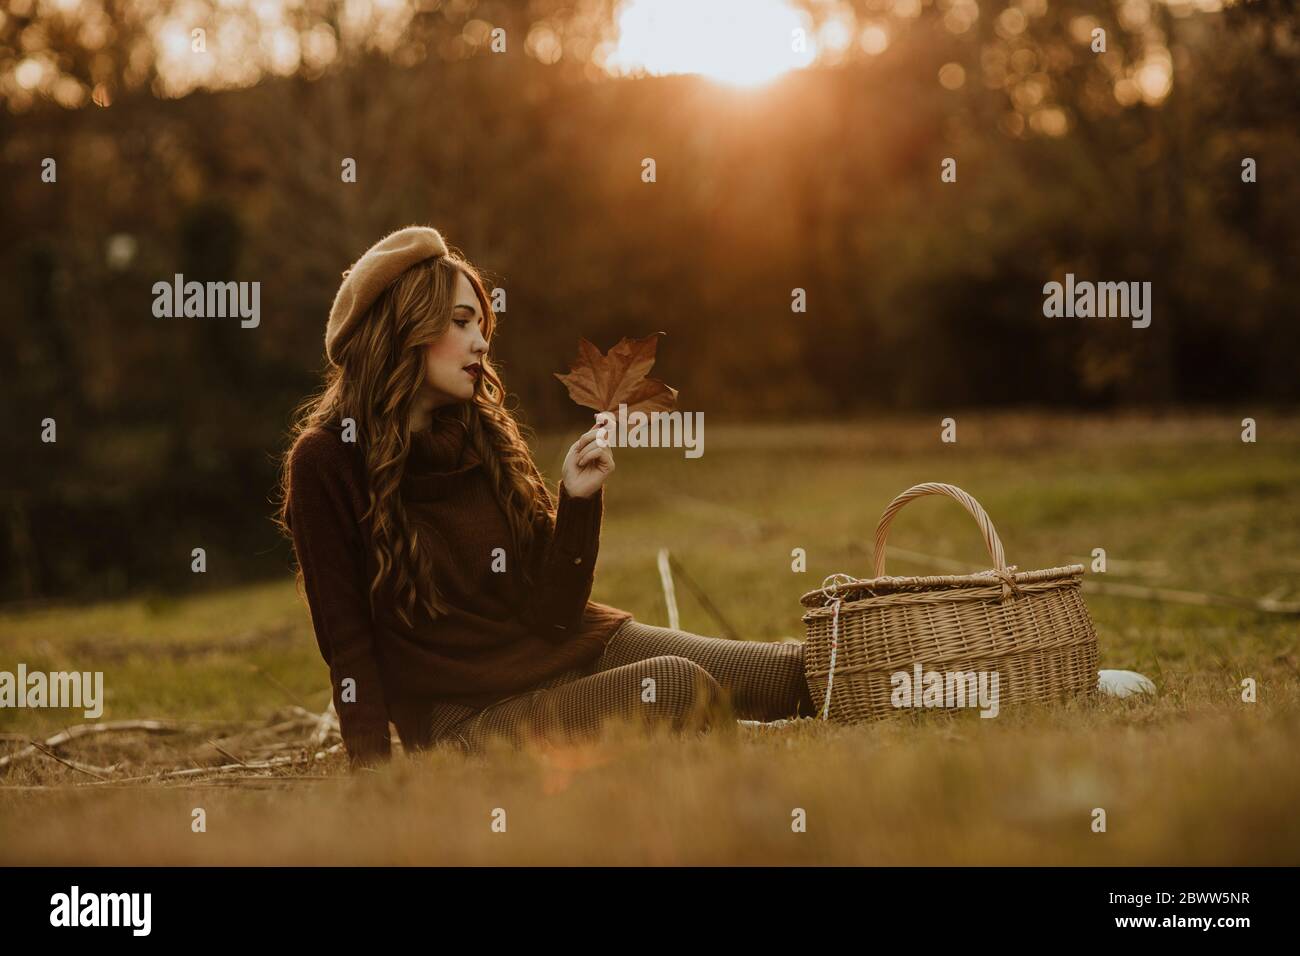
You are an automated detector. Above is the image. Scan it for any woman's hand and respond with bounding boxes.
[561,412,616,499]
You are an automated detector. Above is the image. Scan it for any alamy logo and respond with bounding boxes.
[596,404,704,459]
[50,886,151,936]
[890,664,1000,718]
[1042,273,1151,328]
[0,664,104,718]
[152,273,261,328]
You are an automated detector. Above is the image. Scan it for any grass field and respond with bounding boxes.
[2,411,1298,865]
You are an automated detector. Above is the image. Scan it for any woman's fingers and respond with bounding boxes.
[573,422,612,455]
[572,431,598,458]
[576,441,613,469]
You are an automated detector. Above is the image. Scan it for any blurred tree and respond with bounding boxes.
[2,0,1297,599]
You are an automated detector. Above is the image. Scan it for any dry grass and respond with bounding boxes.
[2,411,1298,864]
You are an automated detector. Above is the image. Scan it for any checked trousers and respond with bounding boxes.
[422,618,816,753]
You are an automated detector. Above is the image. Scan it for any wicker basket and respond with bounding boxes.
[799,482,1099,722]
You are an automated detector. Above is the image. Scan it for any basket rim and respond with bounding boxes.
[798,564,1085,608]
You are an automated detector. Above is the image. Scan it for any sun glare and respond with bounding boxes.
[603,0,815,88]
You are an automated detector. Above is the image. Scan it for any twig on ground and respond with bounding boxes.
[74,743,345,786]
[206,740,248,766]
[263,717,320,736]
[310,699,339,748]
[1084,579,1300,615]
[657,548,680,630]
[26,740,111,781]
[0,720,204,774]
[252,741,309,754]
[666,554,740,640]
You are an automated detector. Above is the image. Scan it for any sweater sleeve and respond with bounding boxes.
[518,483,605,639]
[287,431,393,769]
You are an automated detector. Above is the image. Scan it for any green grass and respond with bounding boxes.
[2,411,1298,864]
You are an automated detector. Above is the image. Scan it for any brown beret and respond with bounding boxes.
[326,225,450,366]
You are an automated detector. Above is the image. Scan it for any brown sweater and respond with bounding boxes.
[285,409,633,767]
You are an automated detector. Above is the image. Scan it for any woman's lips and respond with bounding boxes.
[463,364,480,380]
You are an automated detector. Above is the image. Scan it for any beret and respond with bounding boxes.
[326,226,450,366]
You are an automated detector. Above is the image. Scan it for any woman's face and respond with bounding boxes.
[421,270,490,408]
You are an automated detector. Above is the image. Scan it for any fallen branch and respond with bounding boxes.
[657,548,680,630]
[251,741,312,754]
[261,716,321,736]
[206,740,248,767]
[75,743,345,787]
[309,699,339,748]
[26,740,112,781]
[1084,579,1300,615]
[666,554,741,641]
[0,719,205,774]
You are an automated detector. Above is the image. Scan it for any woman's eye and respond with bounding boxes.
[454,319,469,328]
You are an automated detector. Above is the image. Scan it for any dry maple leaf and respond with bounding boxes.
[553,332,679,414]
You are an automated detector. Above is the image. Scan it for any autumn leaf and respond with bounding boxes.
[553,332,679,414]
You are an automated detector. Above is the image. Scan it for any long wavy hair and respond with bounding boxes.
[275,251,556,628]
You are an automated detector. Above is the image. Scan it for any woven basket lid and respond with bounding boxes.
[801,481,1088,610]
[798,564,1084,609]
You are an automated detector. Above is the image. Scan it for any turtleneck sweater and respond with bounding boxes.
[285,408,633,767]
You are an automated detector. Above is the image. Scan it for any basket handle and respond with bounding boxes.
[872,482,1008,578]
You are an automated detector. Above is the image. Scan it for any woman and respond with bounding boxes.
[277,226,815,770]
